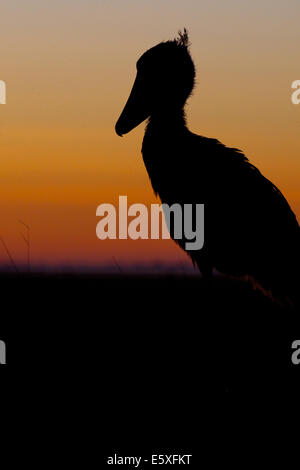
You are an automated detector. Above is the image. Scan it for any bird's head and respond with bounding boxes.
[115,29,195,136]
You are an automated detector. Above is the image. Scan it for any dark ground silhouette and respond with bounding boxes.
[1,272,299,461]
[115,29,300,306]
[2,275,299,387]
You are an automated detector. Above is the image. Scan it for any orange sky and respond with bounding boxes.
[0,1,299,271]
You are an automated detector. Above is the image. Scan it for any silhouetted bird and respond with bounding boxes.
[115,29,300,306]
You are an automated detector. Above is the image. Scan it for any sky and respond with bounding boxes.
[0,0,299,271]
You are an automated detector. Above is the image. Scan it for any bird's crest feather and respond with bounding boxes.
[175,28,190,48]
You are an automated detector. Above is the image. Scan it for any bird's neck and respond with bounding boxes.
[145,105,187,136]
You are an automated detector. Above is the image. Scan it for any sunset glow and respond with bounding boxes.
[0,0,299,270]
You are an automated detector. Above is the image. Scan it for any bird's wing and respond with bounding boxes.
[184,134,300,302]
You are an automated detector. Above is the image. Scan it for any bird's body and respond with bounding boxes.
[143,109,300,303]
[115,30,300,305]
